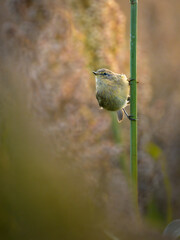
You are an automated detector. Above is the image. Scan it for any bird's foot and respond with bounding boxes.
[127,115,137,121]
[128,78,139,85]
[130,0,137,4]
[122,108,137,121]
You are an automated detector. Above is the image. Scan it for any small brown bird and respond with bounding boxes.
[93,68,134,122]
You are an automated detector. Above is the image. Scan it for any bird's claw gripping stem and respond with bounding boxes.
[128,115,137,121]
[130,0,137,4]
[128,78,139,86]
[122,108,137,121]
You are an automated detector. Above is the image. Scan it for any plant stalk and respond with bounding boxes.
[130,0,138,205]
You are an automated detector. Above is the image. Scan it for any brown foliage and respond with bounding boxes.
[0,0,179,238]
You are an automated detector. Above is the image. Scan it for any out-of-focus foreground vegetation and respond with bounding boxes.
[0,0,179,239]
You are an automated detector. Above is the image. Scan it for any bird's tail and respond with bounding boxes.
[117,109,124,122]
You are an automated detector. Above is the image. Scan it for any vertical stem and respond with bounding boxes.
[130,0,138,205]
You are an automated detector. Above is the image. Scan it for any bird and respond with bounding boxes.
[93,68,135,122]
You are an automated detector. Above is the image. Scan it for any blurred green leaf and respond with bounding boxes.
[146,142,162,161]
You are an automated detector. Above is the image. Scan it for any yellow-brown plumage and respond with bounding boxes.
[93,68,130,122]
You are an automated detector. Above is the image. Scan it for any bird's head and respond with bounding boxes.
[93,68,116,81]
[93,68,127,83]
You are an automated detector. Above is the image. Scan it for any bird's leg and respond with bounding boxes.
[122,108,136,121]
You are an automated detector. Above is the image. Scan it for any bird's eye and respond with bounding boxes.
[103,73,107,75]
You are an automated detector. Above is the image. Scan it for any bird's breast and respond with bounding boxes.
[96,79,129,111]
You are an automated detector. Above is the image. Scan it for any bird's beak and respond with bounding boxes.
[92,71,97,75]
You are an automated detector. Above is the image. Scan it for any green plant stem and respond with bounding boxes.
[130,0,138,205]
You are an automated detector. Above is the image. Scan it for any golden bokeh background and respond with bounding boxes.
[0,0,179,239]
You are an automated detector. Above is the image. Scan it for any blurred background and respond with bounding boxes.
[0,0,179,239]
